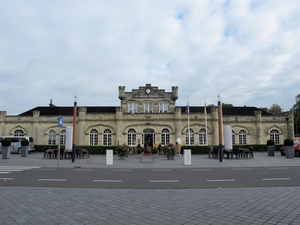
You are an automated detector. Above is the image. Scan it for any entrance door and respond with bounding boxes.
[142,129,155,148]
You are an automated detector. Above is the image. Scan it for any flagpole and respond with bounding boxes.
[187,97,190,145]
[204,97,208,145]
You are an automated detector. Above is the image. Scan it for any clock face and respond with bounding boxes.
[146,89,151,94]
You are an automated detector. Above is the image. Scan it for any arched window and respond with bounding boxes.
[127,129,136,146]
[60,130,66,145]
[239,129,247,145]
[128,102,138,114]
[161,128,170,145]
[185,129,194,145]
[14,130,24,137]
[199,128,207,145]
[103,129,112,146]
[48,130,56,145]
[144,103,153,113]
[232,130,235,145]
[90,129,98,146]
[270,129,280,144]
[159,103,168,113]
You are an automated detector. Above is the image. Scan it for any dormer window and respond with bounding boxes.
[159,103,168,113]
[144,103,153,113]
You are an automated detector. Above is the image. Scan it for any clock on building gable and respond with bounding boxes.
[145,88,151,94]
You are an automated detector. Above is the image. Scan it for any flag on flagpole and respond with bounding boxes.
[204,102,207,114]
[185,101,190,115]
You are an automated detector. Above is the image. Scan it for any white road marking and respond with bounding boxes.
[93,180,122,182]
[38,179,66,182]
[207,179,236,182]
[262,178,290,181]
[112,170,132,172]
[0,178,13,180]
[269,167,288,170]
[152,170,172,172]
[149,180,179,183]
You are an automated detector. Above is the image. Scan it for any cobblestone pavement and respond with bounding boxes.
[0,152,299,224]
[1,187,300,225]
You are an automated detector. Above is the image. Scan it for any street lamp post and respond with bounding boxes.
[72,96,77,162]
[218,95,223,162]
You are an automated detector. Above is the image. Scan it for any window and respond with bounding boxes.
[270,129,280,144]
[144,103,153,113]
[199,128,207,145]
[232,130,235,145]
[185,129,194,145]
[161,128,170,145]
[128,102,138,114]
[60,130,66,145]
[90,129,98,146]
[48,130,56,145]
[239,129,247,145]
[14,130,24,136]
[103,129,112,146]
[127,129,136,146]
[159,103,168,113]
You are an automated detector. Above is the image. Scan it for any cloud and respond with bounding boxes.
[0,0,299,114]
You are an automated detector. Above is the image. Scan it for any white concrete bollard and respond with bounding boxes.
[184,149,191,165]
[106,150,113,165]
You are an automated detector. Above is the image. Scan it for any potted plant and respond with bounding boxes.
[165,143,176,160]
[151,146,158,158]
[20,138,29,157]
[284,138,294,158]
[266,139,275,156]
[1,138,11,159]
[116,145,129,160]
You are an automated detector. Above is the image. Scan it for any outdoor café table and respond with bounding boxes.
[238,148,251,158]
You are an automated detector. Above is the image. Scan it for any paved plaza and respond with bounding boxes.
[0,152,300,225]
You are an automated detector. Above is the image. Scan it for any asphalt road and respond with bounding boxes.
[1,166,300,189]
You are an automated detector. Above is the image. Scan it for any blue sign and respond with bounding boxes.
[58,116,64,127]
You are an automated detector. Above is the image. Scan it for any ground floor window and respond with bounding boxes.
[199,128,207,145]
[270,129,280,144]
[60,130,66,145]
[48,130,56,145]
[90,129,98,145]
[103,129,112,146]
[185,129,194,145]
[14,129,24,136]
[239,129,247,145]
[161,128,170,145]
[127,129,136,146]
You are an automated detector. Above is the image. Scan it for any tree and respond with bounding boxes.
[292,94,300,136]
[268,104,283,115]
[222,103,233,107]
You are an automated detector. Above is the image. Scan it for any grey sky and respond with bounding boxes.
[1,0,299,115]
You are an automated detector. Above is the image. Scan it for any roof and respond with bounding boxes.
[18,106,273,116]
[18,106,117,116]
[182,106,272,116]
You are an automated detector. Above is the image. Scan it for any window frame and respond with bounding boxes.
[103,129,112,146]
[159,102,168,113]
[144,102,153,113]
[185,128,194,145]
[89,129,98,146]
[48,130,56,145]
[270,129,280,145]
